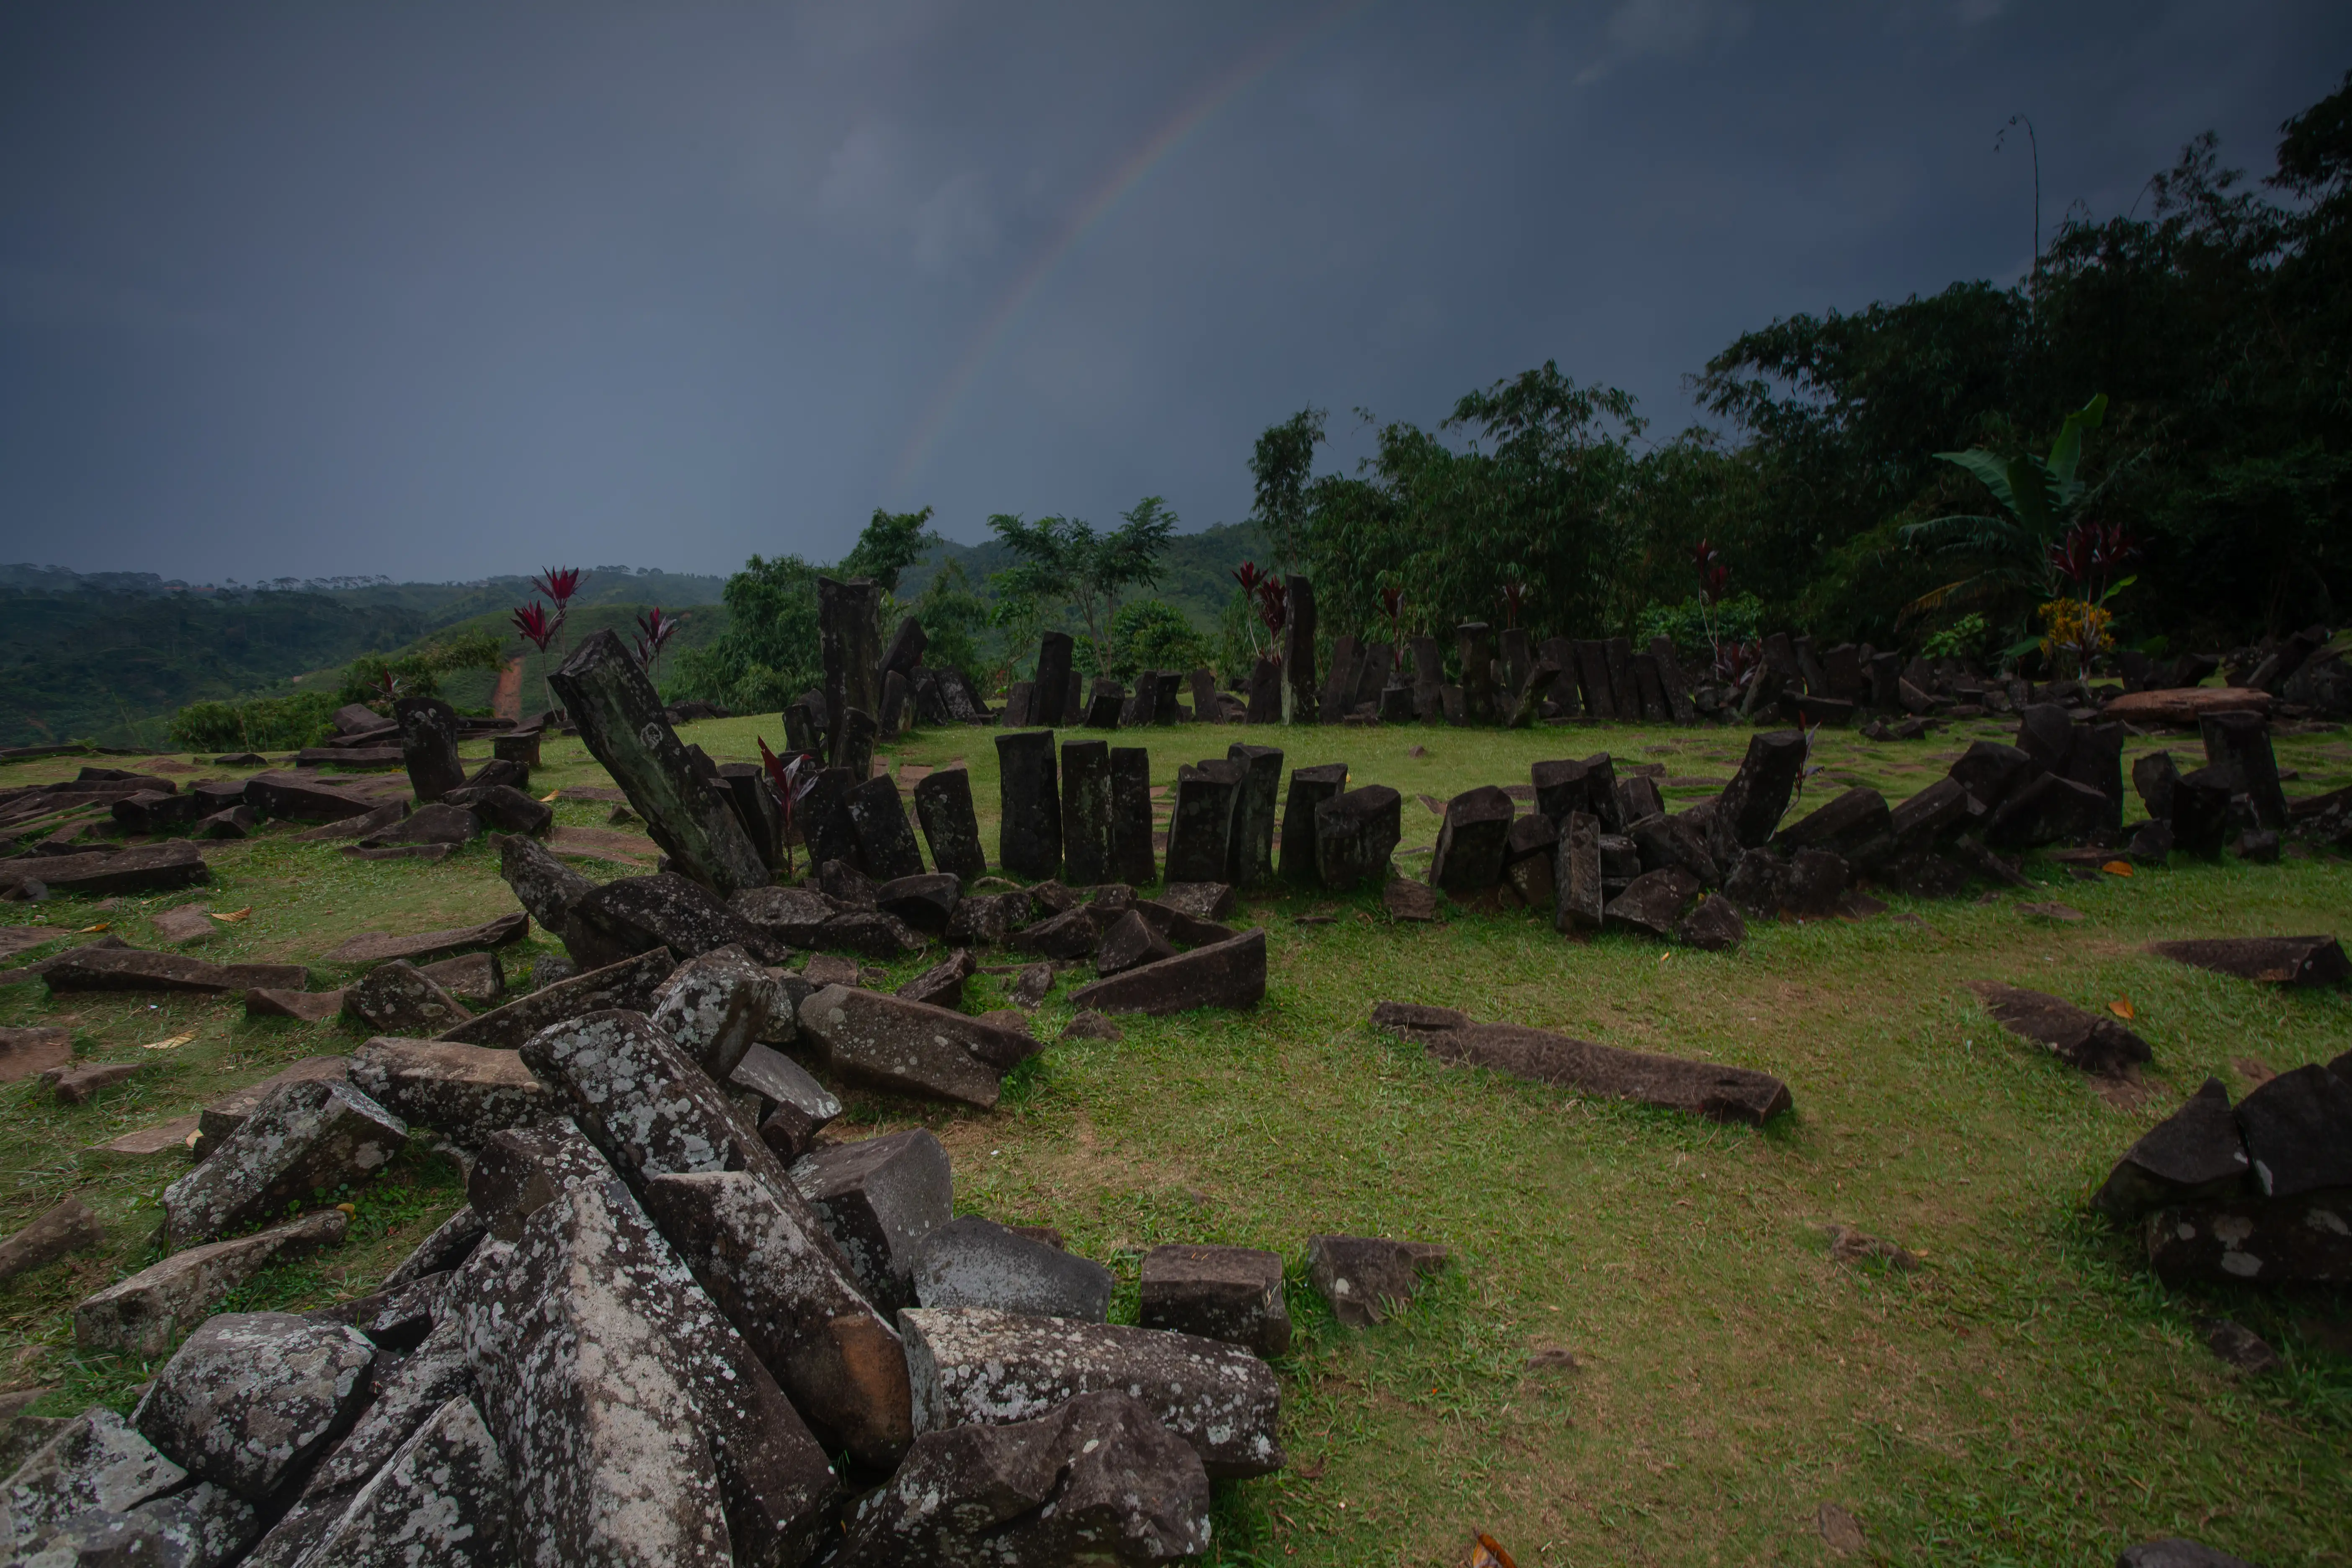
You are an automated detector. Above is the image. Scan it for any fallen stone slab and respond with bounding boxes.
[348,1037,547,1150]
[91,1115,201,1156]
[0,1025,71,1083]
[301,1394,508,1568]
[1094,908,1176,977]
[1714,731,1807,849]
[460,1171,839,1568]
[494,830,595,934]
[443,781,553,838]
[912,1215,1115,1322]
[549,627,771,897]
[294,799,409,844]
[44,1062,139,1105]
[16,1480,259,1567]
[343,959,472,1034]
[0,1407,188,1556]
[1675,894,1747,951]
[1159,882,1235,921]
[1139,1243,1290,1357]
[244,986,348,1022]
[1985,772,2112,848]
[41,947,307,995]
[0,1197,104,1288]
[812,908,926,958]
[731,883,837,949]
[1372,1001,1792,1125]
[563,872,774,971]
[131,1310,374,1499]
[360,800,481,848]
[832,1389,1210,1568]
[416,949,502,1003]
[2115,1539,2259,1568]
[2101,687,2272,726]
[340,842,456,863]
[796,983,1037,1109]
[875,871,960,935]
[1602,867,1701,937]
[437,946,676,1048]
[161,1080,407,1249]
[2092,1077,2251,1224]
[1306,1234,1449,1327]
[1130,899,1236,950]
[649,945,781,1081]
[2233,1062,2352,1198]
[193,1056,351,1153]
[641,1169,913,1467]
[1014,906,1100,959]
[151,903,217,944]
[900,1306,1283,1478]
[1383,878,1439,921]
[1066,928,1265,1017]
[730,1045,841,1161]
[243,771,382,824]
[789,1128,954,1313]
[2147,1188,2352,1286]
[1970,981,2155,1076]
[318,912,528,967]
[2148,935,2349,988]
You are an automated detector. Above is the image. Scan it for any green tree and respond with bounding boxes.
[909,558,990,678]
[1249,407,1326,572]
[669,552,823,712]
[985,497,1179,673]
[840,506,943,593]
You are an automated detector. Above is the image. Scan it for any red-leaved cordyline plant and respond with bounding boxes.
[534,567,583,611]
[1692,538,1735,683]
[1712,637,1760,692]
[1256,578,1287,657]
[1497,580,1529,630]
[634,607,680,677]
[511,602,559,653]
[1380,586,1406,652]
[758,737,823,879]
[1233,562,1272,659]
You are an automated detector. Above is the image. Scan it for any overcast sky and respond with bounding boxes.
[3,1,2346,583]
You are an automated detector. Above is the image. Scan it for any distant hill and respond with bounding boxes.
[0,565,727,747]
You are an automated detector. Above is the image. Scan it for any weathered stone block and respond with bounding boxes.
[1305,1234,1448,1327]
[133,1312,374,1500]
[1163,761,1242,885]
[650,945,782,1081]
[796,984,1035,1108]
[438,946,676,1048]
[73,1212,347,1360]
[846,774,925,882]
[1066,928,1265,1016]
[1139,1243,1289,1357]
[348,1037,547,1150]
[344,959,472,1035]
[0,1408,187,1555]
[788,1129,954,1313]
[911,1216,1114,1322]
[162,1081,406,1249]
[563,872,771,972]
[995,732,1061,881]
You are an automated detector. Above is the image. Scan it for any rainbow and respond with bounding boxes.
[887,0,1371,498]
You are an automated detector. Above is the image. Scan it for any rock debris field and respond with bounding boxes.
[0,624,2349,1565]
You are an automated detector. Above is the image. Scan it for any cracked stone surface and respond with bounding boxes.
[75,1210,348,1360]
[900,1306,1282,1479]
[348,1037,547,1150]
[302,1395,509,1567]
[160,1079,407,1250]
[132,1312,375,1501]
[650,946,782,1081]
[0,1407,187,1555]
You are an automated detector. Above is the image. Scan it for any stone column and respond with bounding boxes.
[1245,658,1282,725]
[1280,763,1349,884]
[1281,576,1317,724]
[1060,740,1113,887]
[1033,632,1075,727]
[1224,744,1284,887]
[395,697,466,803]
[1165,762,1243,885]
[818,577,882,767]
[1456,623,1497,724]
[994,731,1061,880]
[547,629,769,895]
[1109,748,1156,886]
[1409,636,1445,722]
[913,768,987,884]
[846,774,926,881]
[1318,636,1361,725]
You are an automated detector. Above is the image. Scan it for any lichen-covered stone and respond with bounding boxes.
[437,946,676,1048]
[344,959,473,1034]
[15,1480,258,1567]
[650,946,782,1081]
[794,985,1034,1109]
[900,1306,1283,1478]
[729,1044,841,1162]
[133,1312,374,1500]
[1065,929,1266,1018]
[160,1080,406,1250]
[787,1130,953,1314]
[458,1171,838,1568]
[911,1215,1114,1322]
[301,1395,508,1567]
[0,1407,187,1555]
[1305,1234,1449,1328]
[348,1037,547,1149]
[642,1170,913,1467]
[381,1204,487,1291]
[75,1211,348,1360]
[563,873,775,972]
[832,1390,1210,1567]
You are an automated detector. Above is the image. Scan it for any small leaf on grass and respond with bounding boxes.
[211,908,252,922]
[2102,861,2133,877]
[1467,1534,1519,1568]
[540,790,560,802]
[142,1032,196,1051]
[78,923,108,934]
[2109,997,2135,1020]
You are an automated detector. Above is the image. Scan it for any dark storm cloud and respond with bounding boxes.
[2,1,2346,580]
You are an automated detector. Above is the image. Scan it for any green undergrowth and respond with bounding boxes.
[2,716,2349,1565]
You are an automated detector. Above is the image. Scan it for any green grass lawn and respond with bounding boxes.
[3,712,2349,1566]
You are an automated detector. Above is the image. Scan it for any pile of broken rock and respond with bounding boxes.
[10,943,1459,1566]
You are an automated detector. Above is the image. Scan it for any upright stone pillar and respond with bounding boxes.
[1648,636,1697,724]
[1538,638,1582,717]
[1033,632,1075,727]
[1153,672,1184,722]
[1457,623,1497,724]
[847,774,926,882]
[1060,740,1113,887]
[1188,668,1220,724]
[1279,763,1349,884]
[801,766,864,873]
[880,616,928,682]
[2200,711,2289,829]
[548,629,769,896]
[1318,636,1362,725]
[834,707,878,785]
[395,697,466,803]
[1281,576,1317,724]
[1224,744,1284,887]
[1574,641,1615,720]
[1245,658,1282,725]
[1123,672,1159,727]
[913,768,987,884]
[877,671,911,740]
[1109,747,1156,886]
[1409,636,1446,722]
[994,732,1061,881]
[1604,636,1640,720]
[818,577,882,767]
[1164,762,1243,885]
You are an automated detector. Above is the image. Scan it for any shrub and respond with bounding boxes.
[168,690,340,752]
[1101,598,1212,682]
[1635,593,1764,662]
